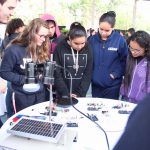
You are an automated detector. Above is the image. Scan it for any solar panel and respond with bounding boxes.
[7,117,66,143]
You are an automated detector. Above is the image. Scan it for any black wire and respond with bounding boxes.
[56,63,110,150]
[71,103,110,150]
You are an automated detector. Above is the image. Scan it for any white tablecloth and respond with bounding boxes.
[0,98,136,150]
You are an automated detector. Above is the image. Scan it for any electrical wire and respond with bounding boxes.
[56,64,110,150]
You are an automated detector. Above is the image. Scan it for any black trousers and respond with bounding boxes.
[92,83,121,100]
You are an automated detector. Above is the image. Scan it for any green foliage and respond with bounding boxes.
[13,0,150,32]
[61,28,69,34]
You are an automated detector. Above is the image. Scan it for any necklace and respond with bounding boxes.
[71,47,79,75]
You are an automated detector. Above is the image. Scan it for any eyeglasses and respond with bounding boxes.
[128,45,142,53]
[37,34,48,39]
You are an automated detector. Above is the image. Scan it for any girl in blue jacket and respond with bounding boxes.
[89,11,128,99]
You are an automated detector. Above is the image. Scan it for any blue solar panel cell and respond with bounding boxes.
[7,117,65,143]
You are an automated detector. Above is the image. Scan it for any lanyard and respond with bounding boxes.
[71,47,79,74]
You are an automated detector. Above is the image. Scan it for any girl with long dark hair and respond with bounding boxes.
[120,31,150,103]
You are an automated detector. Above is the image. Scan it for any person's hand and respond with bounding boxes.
[0,80,7,94]
[49,102,57,111]
[46,102,57,111]
[70,93,77,98]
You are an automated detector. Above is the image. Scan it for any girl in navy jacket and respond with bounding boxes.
[89,11,128,99]
[0,18,50,112]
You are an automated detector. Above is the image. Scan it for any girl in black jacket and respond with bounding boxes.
[53,24,93,100]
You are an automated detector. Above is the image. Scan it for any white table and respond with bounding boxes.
[0,98,136,150]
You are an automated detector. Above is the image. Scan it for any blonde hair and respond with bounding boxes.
[12,18,49,62]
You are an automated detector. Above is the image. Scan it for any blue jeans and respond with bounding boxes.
[6,82,14,118]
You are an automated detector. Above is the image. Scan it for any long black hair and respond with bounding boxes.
[5,18,24,36]
[124,31,150,92]
[68,23,87,40]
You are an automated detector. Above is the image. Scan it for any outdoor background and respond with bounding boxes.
[13,0,150,32]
